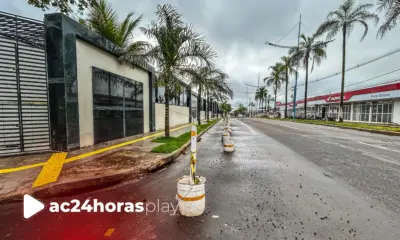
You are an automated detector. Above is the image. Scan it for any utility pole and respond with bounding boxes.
[257,73,260,113]
[292,14,301,119]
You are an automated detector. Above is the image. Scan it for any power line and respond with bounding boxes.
[300,22,312,33]
[274,47,400,97]
[301,47,400,87]
[278,68,400,102]
[310,72,400,98]
[275,22,299,45]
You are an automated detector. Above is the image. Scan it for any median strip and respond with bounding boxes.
[267,118,400,136]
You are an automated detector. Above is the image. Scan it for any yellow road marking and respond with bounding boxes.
[0,124,191,174]
[0,162,45,174]
[104,228,115,237]
[64,124,190,163]
[32,152,67,187]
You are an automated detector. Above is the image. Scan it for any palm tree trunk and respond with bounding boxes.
[339,26,347,122]
[206,92,210,122]
[165,84,170,138]
[197,85,202,125]
[274,89,277,111]
[304,56,309,118]
[285,70,289,118]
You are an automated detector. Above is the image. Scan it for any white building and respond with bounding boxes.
[277,82,400,124]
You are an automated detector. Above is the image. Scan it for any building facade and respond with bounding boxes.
[277,82,400,124]
[0,12,221,156]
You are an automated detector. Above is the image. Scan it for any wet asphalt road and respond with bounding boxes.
[1,118,400,240]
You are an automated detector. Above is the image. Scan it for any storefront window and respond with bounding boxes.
[343,104,351,120]
[329,105,339,119]
[371,102,393,123]
[352,103,370,122]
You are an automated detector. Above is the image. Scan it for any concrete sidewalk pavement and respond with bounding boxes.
[0,121,217,203]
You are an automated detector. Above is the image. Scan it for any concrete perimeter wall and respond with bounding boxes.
[76,39,150,147]
[155,104,190,130]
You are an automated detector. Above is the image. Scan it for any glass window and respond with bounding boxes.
[371,102,393,123]
[92,68,143,144]
[157,86,165,103]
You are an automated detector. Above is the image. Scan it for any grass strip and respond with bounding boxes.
[265,118,400,132]
[151,120,218,153]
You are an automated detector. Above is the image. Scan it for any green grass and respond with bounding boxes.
[151,120,218,153]
[269,118,400,132]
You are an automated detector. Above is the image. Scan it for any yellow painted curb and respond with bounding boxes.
[0,124,191,174]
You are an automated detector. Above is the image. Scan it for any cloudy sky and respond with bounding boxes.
[2,0,400,107]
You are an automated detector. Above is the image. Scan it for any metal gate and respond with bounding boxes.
[0,11,50,155]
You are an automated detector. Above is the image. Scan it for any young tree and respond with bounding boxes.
[264,63,284,111]
[289,34,329,117]
[316,0,378,121]
[377,0,400,38]
[220,102,232,118]
[140,4,216,137]
[279,56,296,118]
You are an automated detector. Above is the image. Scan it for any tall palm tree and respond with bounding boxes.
[316,0,378,121]
[255,86,268,113]
[139,4,216,137]
[377,0,400,38]
[83,0,149,62]
[249,102,256,117]
[264,63,284,111]
[279,56,296,118]
[183,67,228,125]
[267,94,272,112]
[289,34,329,117]
[208,76,233,121]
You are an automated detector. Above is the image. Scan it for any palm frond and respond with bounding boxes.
[315,20,340,40]
[377,0,400,38]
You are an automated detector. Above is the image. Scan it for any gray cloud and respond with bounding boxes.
[3,0,400,107]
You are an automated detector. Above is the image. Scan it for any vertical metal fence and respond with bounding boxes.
[0,11,50,155]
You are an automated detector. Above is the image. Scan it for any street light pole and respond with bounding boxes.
[293,14,301,119]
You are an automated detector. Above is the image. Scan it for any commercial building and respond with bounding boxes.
[277,82,400,124]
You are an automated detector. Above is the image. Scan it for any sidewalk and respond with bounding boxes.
[0,120,218,203]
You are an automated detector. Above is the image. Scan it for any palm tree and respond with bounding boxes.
[249,102,256,117]
[279,56,296,118]
[83,0,149,62]
[316,0,378,121]
[208,76,233,121]
[183,67,228,125]
[377,0,400,38]
[139,4,216,137]
[289,34,329,117]
[255,86,268,113]
[267,94,272,112]
[264,63,284,111]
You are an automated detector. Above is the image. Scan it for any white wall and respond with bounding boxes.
[76,39,150,147]
[155,103,190,130]
[393,100,400,124]
[200,111,206,120]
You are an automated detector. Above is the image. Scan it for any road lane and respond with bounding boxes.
[0,119,399,239]
[243,118,400,213]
